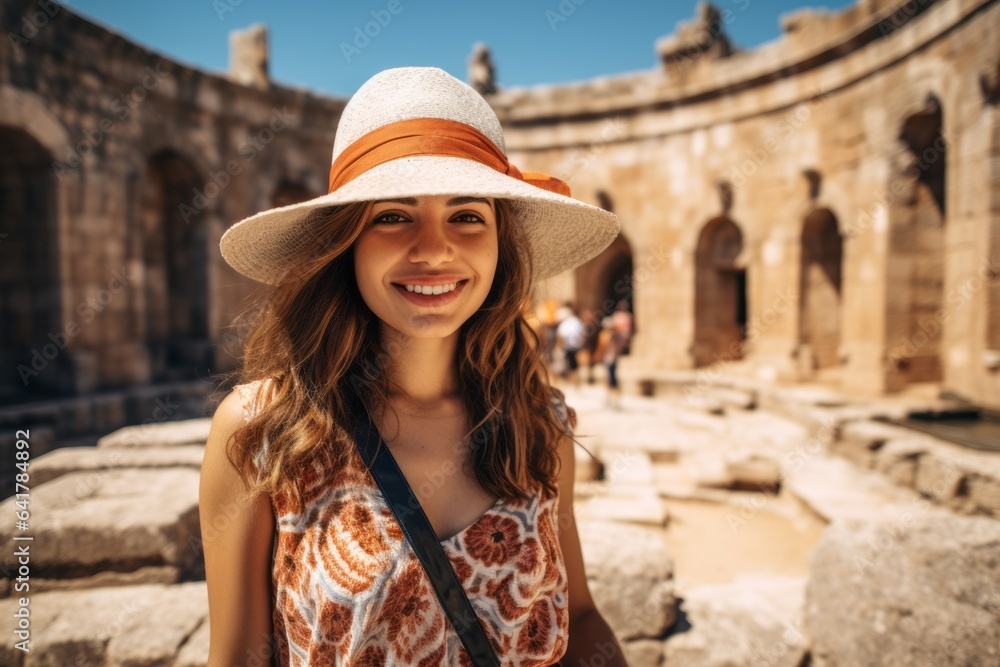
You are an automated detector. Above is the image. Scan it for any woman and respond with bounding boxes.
[200,66,628,666]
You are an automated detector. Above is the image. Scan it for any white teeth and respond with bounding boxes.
[404,282,458,294]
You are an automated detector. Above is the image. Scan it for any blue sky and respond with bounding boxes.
[63,0,857,97]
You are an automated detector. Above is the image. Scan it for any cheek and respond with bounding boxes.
[352,242,366,284]
[468,230,499,274]
[352,238,384,296]
[484,235,500,280]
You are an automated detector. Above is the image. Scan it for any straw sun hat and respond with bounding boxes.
[219,66,621,285]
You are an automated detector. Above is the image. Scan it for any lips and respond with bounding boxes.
[392,279,468,307]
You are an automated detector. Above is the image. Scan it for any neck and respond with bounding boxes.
[378,322,463,414]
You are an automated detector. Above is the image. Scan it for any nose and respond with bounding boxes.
[407,216,453,265]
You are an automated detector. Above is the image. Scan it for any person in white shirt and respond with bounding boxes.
[556,304,586,385]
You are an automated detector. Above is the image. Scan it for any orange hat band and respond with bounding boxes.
[327,117,571,197]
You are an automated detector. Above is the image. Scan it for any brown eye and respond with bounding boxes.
[372,213,407,225]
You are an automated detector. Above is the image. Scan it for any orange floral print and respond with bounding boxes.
[465,514,523,567]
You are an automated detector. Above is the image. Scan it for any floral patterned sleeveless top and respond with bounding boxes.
[234,380,573,666]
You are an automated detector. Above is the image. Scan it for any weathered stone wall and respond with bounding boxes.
[1,0,344,402]
[489,0,1000,409]
[2,0,998,412]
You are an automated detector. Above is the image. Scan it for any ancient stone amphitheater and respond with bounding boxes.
[2,0,999,665]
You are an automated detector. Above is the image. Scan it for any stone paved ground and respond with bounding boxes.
[555,380,828,592]
[552,375,1000,666]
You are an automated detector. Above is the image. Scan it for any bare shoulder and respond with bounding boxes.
[214,386,251,439]
[200,385,276,664]
[201,385,269,520]
[230,378,274,423]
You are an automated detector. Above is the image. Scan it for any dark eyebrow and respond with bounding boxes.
[372,196,493,208]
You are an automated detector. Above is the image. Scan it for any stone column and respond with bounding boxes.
[229,23,269,90]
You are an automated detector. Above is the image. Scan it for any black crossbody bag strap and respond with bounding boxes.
[345,388,502,667]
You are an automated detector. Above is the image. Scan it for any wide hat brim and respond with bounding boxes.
[219,155,621,286]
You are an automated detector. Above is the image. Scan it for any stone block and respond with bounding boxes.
[97,418,211,448]
[578,519,676,640]
[0,468,201,580]
[0,581,208,667]
[915,454,965,503]
[30,444,205,485]
[967,473,1000,517]
[805,515,1000,666]
[872,438,926,488]
[784,455,950,524]
[576,488,670,527]
[175,612,214,667]
[621,638,663,667]
[708,386,757,411]
[664,574,808,667]
[28,565,180,595]
[724,454,782,493]
[601,448,655,486]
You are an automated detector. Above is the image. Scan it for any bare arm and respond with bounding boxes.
[200,390,276,666]
[555,421,629,666]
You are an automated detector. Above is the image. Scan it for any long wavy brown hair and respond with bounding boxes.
[219,196,584,511]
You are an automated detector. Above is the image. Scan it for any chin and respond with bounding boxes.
[388,315,466,339]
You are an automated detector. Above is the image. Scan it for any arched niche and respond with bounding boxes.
[573,191,634,346]
[799,207,843,370]
[141,150,211,382]
[0,125,65,400]
[886,94,946,384]
[693,215,746,367]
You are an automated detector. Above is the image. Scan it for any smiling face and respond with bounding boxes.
[352,194,499,339]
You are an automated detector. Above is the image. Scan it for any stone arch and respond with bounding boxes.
[573,190,634,351]
[693,215,747,367]
[0,125,65,401]
[597,237,634,317]
[799,207,843,370]
[141,149,211,382]
[0,86,75,400]
[885,93,946,385]
[0,85,72,158]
